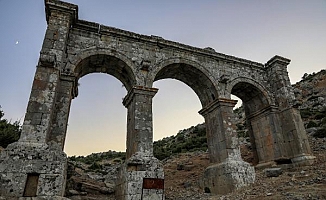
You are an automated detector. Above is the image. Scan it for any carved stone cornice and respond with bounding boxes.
[38,52,56,68]
[45,0,78,24]
[199,98,237,117]
[123,86,158,107]
[246,105,279,120]
[265,55,291,68]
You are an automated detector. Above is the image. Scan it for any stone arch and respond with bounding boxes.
[0,0,313,198]
[227,77,273,108]
[67,48,137,91]
[227,77,278,165]
[46,48,138,149]
[151,58,219,107]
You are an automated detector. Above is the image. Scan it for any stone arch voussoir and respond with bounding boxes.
[227,77,274,106]
[150,57,219,107]
[65,47,139,90]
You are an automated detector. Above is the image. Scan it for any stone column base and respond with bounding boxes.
[200,158,255,195]
[0,142,67,198]
[291,154,316,167]
[115,153,164,200]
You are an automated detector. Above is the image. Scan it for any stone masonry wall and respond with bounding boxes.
[0,0,314,199]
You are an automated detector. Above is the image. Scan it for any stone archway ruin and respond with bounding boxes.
[0,0,315,199]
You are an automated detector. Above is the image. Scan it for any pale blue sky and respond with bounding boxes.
[0,1,325,155]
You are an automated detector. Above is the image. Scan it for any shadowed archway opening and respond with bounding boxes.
[231,81,271,166]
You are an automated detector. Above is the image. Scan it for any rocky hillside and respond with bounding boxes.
[153,123,207,160]
[293,70,326,137]
[60,70,326,199]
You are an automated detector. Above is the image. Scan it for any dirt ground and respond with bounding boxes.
[163,136,326,200]
[65,135,326,200]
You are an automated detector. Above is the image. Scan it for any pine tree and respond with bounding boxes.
[0,106,21,148]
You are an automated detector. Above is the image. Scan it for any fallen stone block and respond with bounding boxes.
[264,168,282,177]
[184,164,195,171]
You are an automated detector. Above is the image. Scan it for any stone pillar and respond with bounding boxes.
[19,0,77,145]
[199,98,255,194]
[18,64,60,144]
[123,86,158,158]
[265,56,315,166]
[0,1,77,198]
[246,105,287,168]
[48,75,77,149]
[116,86,164,200]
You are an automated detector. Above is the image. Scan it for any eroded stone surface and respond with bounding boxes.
[0,142,67,197]
[200,158,255,195]
[0,0,314,199]
[115,152,164,200]
[264,168,283,177]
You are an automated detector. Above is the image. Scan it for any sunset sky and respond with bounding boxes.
[0,0,325,156]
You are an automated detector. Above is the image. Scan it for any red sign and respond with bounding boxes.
[143,178,164,189]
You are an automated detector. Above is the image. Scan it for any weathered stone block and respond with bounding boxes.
[264,168,282,177]
[200,158,255,195]
[0,142,67,198]
[291,154,316,166]
[116,153,164,200]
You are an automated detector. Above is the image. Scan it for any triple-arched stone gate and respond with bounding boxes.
[0,0,315,199]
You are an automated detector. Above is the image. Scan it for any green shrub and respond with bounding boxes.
[198,128,206,137]
[176,134,185,142]
[300,109,313,119]
[307,121,318,128]
[237,130,248,138]
[88,162,102,170]
[112,158,122,163]
[320,117,326,127]
[68,151,126,164]
[0,107,21,148]
[315,112,325,120]
[154,146,171,160]
[312,128,326,138]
